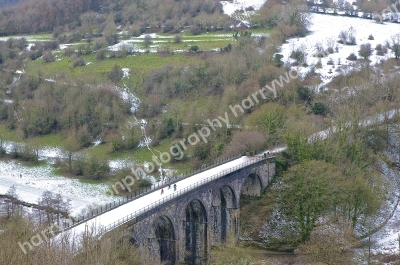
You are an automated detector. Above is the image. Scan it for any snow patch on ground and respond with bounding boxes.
[108,159,135,171]
[45,78,56,83]
[107,33,237,53]
[366,128,400,257]
[0,99,13,104]
[371,194,400,255]
[0,35,50,42]
[39,146,64,160]
[137,119,153,148]
[115,85,141,114]
[59,44,72,50]
[122,68,130,79]
[108,41,154,53]
[0,161,115,217]
[92,139,102,147]
[26,43,34,51]
[137,33,169,39]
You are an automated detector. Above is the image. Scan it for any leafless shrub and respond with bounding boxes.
[223,131,266,157]
[42,51,55,63]
[71,55,85,67]
[173,34,182,44]
[338,27,357,45]
[375,44,388,56]
[346,53,357,61]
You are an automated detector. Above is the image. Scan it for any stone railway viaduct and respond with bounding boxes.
[114,156,276,265]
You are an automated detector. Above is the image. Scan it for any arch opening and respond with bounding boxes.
[184,199,208,264]
[119,234,138,247]
[212,185,237,245]
[221,190,228,243]
[241,173,262,198]
[147,215,176,265]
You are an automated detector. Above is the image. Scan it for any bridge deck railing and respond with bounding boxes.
[100,157,265,235]
[64,152,249,229]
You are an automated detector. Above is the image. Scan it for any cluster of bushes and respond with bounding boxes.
[253,0,310,39]
[338,28,357,45]
[54,30,87,44]
[62,40,134,68]
[0,40,61,62]
[290,49,307,66]
[0,38,27,63]
[141,36,271,106]
[55,154,110,180]
[108,127,141,153]
[7,143,40,163]
[108,168,152,195]
[0,75,131,141]
[96,47,135,61]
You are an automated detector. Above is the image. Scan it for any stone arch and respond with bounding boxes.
[211,185,238,245]
[147,215,176,265]
[183,199,208,264]
[241,173,263,198]
[119,233,139,246]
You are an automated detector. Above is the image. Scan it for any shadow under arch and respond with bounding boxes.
[212,185,238,245]
[147,215,176,265]
[184,199,208,264]
[241,173,263,198]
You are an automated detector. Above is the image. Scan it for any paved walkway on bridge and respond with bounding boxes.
[54,152,275,242]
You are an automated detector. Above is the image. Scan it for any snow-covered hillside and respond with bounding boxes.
[280,13,400,89]
[220,0,267,25]
[220,0,267,16]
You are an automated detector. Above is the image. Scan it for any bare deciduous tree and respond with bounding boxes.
[3,185,19,218]
[38,191,70,226]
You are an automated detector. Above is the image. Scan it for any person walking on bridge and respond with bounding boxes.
[161,188,164,195]
[173,184,177,191]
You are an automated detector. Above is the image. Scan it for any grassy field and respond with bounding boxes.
[210,245,296,265]
[22,28,271,86]
[26,52,193,89]
[126,29,270,51]
[0,33,52,42]
[0,123,15,141]
[0,123,63,147]
[28,134,64,147]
